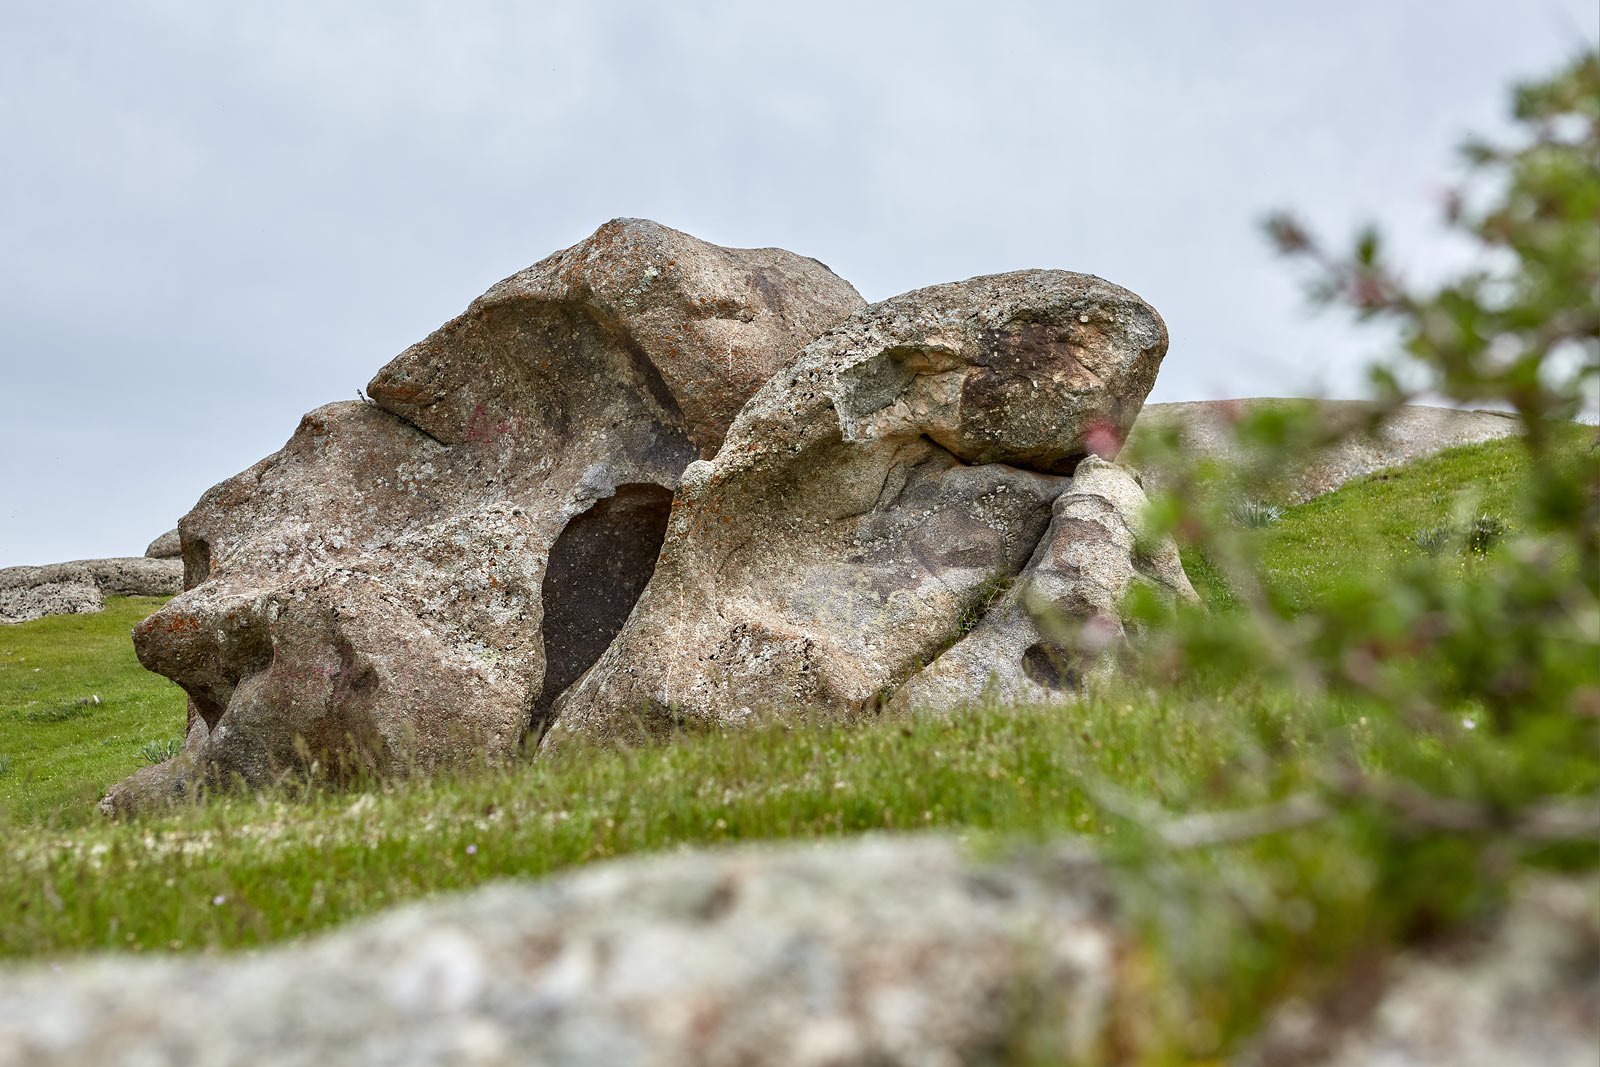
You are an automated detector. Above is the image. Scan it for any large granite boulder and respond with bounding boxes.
[891,457,1197,711]
[0,558,182,625]
[107,220,863,812]
[543,271,1168,749]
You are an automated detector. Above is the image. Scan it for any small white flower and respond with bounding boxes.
[212,894,226,906]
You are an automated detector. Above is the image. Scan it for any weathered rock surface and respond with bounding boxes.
[892,457,1197,710]
[1243,876,1599,1067]
[0,558,182,624]
[144,528,182,559]
[108,220,863,812]
[0,565,102,624]
[0,835,1122,1067]
[1129,400,1522,503]
[543,271,1168,749]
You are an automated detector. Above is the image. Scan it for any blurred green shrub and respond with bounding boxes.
[1122,49,1598,848]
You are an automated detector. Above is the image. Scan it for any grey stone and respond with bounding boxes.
[107,220,863,813]
[891,457,1198,711]
[0,565,102,624]
[1243,876,1599,1067]
[77,557,184,597]
[0,835,1121,1067]
[543,270,1169,750]
[144,529,182,559]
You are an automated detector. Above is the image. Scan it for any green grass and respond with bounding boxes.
[0,598,186,825]
[1255,434,1533,613]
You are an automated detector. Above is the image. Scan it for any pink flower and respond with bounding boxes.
[1083,420,1122,459]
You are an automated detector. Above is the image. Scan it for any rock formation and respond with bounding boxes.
[105,220,865,812]
[890,457,1198,711]
[100,223,1205,810]
[0,565,102,624]
[544,270,1171,749]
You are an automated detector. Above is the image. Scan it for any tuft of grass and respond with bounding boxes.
[140,738,184,765]
[22,694,101,725]
[1410,524,1452,555]
[1465,512,1507,554]
[1228,499,1282,528]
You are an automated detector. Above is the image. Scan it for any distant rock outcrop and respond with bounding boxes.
[0,565,102,624]
[1129,399,1521,502]
[0,558,181,625]
[144,529,182,559]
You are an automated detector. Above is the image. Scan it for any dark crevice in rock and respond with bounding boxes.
[529,483,675,738]
[1021,642,1080,692]
[181,534,212,592]
[367,402,450,448]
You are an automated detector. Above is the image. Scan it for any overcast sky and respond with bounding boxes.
[2,1,1594,567]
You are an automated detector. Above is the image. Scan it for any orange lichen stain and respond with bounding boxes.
[375,383,424,404]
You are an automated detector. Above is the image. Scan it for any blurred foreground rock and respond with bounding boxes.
[1243,876,1599,1067]
[1,836,1590,1067]
[0,836,1124,1067]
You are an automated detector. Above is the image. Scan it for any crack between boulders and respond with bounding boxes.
[368,400,449,448]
